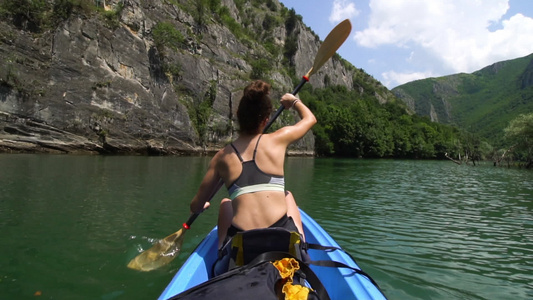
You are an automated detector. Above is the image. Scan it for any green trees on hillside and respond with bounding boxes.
[298,85,464,159]
[0,0,121,32]
[0,0,51,31]
[297,85,531,166]
[153,22,185,54]
[502,113,533,168]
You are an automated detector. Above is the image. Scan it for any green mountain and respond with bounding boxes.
[392,53,533,147]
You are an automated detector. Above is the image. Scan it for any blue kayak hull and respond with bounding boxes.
[159,210,386,300]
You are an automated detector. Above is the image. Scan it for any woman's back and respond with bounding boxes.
[218,133,288,230]
[189,80,316,246]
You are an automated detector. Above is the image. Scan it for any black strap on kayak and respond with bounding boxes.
[308,259,380,287]
[303,242,341,252]
[303,242,386,296]
[248,251,331,300]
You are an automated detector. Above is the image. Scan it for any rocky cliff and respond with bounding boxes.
[0,0,391,155]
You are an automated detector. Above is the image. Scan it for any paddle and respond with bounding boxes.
[127,180,222,272]
[127,213,200,271]
[263,18,352,132]
[127,19,352,272]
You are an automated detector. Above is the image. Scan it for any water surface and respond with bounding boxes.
[0,155,531,299]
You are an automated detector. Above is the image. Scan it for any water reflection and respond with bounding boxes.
[0,156,531,300]
[290,159,533,300]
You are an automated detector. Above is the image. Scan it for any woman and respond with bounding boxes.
[189,80,316,249]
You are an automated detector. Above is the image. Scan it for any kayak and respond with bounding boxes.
[158,209,387,300]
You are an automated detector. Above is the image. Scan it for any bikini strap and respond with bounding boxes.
[252,134,263,160]
[230,143,244,162]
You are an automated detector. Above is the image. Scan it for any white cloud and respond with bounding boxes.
[354,0,533,75]
[382,70,436,89]
[329,0,360,23]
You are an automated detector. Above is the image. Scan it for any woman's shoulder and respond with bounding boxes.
[265,127,294,144]
[215,144,234,158]
[258,133,288,157]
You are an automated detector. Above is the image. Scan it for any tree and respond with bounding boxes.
[1,0,49,31]
[250,58,270,80]
[503,113,533,168]
[152,22,185,54]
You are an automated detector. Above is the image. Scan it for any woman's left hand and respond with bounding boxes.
[280,93,299,109]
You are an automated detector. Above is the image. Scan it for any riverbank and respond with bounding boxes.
[0,136,315,156]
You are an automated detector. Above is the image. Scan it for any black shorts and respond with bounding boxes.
[226,214,299,238]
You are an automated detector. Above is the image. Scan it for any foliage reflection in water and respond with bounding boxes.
[0,155,531,299]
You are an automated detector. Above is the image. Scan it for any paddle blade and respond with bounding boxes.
[307,19,352,77]
[127,228,187,272]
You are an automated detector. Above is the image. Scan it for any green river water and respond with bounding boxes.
[0,155,531,299]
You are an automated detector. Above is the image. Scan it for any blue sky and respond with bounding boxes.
[278,0,533,89]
